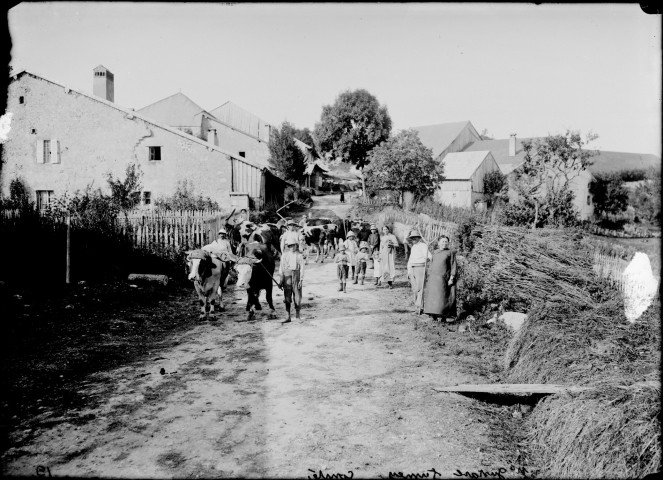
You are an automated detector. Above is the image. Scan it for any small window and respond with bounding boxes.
[31,128,36,134]
[143,192,151,205]
[149,146,161,161]
[19,96,24,104]
[36,190,54,210]
[239,151,246,158]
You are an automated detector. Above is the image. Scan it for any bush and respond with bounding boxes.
[153,179,220,211]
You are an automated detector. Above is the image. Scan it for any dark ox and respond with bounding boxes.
[226,220,281,258]
[300,223,338,262]
[186,250,233,319]
[234,242,277,320]
[334,218,371,244]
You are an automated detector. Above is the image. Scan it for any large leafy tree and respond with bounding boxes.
[268,121,307,183]
[589,172,629,217]
[513,130,598,228]
[314,89,392,194]
[363,129,443,205]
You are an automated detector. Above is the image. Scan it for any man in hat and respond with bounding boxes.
[367,224,380,268]
[280,219,304,254]
[334,243,350,292]
[202,228,233,258]
[407,229,432,314]
[355,242,371,285]
[278,239,305,323]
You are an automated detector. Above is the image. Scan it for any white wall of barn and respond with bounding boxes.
[437,124,482,160]
[0,74,253,208]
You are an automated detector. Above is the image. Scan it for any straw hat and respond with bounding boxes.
[286,219,298,226]
[370,224,377,230]
[347,231,356,239]
[408,229,422,239]
[218,228,228,235]
[359,241,369,250]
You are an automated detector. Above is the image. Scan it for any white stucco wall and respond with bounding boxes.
[1,74,259,208]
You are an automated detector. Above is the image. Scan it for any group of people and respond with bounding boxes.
[201,215,456,324]
[406,230,457,322]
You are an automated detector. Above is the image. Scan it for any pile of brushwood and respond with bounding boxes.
[457,225,660,478]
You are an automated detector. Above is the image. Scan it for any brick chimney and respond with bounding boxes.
[509,133,517,157]
[207,128,217,145]
[93,65,114,102]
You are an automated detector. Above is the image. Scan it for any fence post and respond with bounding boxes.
[66,214,71,284]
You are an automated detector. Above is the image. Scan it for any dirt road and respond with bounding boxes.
[3,195,514,478]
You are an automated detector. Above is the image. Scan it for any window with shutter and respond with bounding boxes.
[43,140,51,163]
[36,190,54,210]
[50,139,60,164]
[36,139,44,163]
[143,192,151,205]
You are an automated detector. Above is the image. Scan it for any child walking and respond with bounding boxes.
[334,243,350,293]
[355,242,370,285]
[344,231,359,281]
[373,250,382,286]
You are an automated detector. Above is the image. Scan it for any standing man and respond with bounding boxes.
[299,213,309,229]
[406,230,431,315]
[278,240,305,323]
[202,228,233,257]
[280,219,304,253]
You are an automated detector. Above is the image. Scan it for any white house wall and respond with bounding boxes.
[1,74,243,207]
[200,115,271,168]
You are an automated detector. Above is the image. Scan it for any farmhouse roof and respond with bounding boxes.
[9,70,268,173]
[208,101,272,141]
[304,161,329,176]
[136,92,213,129]
[410,121,479,159]
[442,151,494,180]
[464,137,661,174]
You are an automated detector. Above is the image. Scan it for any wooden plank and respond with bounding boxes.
[433,381,660,396]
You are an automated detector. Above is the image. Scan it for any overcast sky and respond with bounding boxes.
[7,2,662,156]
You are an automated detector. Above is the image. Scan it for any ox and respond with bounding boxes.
[300,223,338,262]
[234,242,277,321]
[227,219,282,258]
[186,250,233,319]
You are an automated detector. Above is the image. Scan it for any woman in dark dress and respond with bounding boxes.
[422,235,457,322]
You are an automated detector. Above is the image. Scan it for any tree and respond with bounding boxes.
[480,128,494,140]
[483,170,508,207]
[106,163,143,213]
[513,130,598,228]
[589,172,629,217]
[268,121,307,183]
[363,129,443,206]
[631,166,661,223]
[314,89,392,196]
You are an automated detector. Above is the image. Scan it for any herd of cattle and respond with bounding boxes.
[185,214,375,321]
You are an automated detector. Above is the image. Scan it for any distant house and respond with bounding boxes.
[138,97,271,167]
[410,121,482,162]
[464,134,595,220]
[1,67,292,211]
[437,151,501,208]
[303,162,329,189]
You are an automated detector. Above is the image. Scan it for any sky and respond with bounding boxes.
[6,2,662,156]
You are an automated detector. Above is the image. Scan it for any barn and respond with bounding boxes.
[436,150,500,208]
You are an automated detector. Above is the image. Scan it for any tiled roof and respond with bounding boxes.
[410,121,475,159]
[462,138,533,166]
[442,151,493,180]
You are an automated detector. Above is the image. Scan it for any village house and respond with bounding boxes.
[137,97,272,168]
[1,66,293,211]
[464,134,596,220]
[435,150,501,208]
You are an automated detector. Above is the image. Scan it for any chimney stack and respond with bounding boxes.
[509,133,517,157]
[207,129,217,145]
[93,65,114,102]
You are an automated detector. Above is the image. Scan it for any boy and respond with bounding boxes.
[355,242,371,285]
[278,239,305,323]
[334,243,350,293]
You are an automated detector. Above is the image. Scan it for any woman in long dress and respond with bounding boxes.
[379,225,398,289]
[423,235,457,322]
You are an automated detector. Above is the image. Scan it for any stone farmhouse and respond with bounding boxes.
[1,66,294,211]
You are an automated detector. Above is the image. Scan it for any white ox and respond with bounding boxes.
[186,250,233,319]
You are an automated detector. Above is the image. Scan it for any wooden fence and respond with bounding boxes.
[118,210,230,251]
[593,251,660,297]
